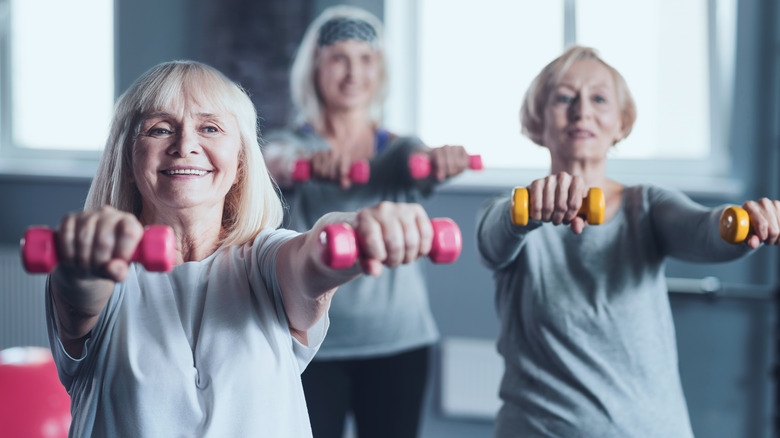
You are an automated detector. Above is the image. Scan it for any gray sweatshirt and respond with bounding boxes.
[476,184,752,438]
[263,127,439,359]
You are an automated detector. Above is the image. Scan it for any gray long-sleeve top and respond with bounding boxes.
[263,127,439,359]
[476,184,753,438]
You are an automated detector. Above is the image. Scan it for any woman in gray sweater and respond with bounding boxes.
[476,45,780,437]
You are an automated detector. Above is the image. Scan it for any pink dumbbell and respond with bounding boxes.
[20,225,176,273]
[292,159,370,184]
[408,153,483,179]
[319,218,462,269]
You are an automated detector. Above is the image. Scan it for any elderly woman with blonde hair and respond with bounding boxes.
[45,60,438,437]
[476,45,780,437]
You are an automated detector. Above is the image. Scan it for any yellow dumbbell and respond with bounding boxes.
[511,187,605,226]
[719,206,751,244]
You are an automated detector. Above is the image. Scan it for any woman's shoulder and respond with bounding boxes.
[621,183,698,215]
[264,124,326,148]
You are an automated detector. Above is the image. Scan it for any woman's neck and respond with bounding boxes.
[551,158,608,189]
[139,206,225,264]
[551,157,624,222]
[320,110,375,158]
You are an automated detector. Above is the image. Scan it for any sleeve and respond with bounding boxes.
[476,193,543,270]
[647,184,755,262]
[252,228,329,371]
[261,130,307,188]
[45,277,123,392]
[369,135,439,198]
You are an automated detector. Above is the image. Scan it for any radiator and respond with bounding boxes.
[0,245,49,349]
[440,336,503,419]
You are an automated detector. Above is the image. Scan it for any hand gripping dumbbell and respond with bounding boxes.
[319,218,462,269]
[719,206,752,244]
[292,158,370,184]
[510,187,606,226]
[21,225,176,273]
[408,153,483,179]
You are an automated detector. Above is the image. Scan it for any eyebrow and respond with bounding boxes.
[554,83,613,93]
[143,112,223,120]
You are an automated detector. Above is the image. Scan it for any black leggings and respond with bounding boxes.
[301,346,431,438]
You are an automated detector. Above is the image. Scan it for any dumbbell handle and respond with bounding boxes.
[320,218,462,269]
[21,225,176,273]
[408,154,483,179]
[510,187,606,226]
[719,206,751,244]
[292,159,370,184]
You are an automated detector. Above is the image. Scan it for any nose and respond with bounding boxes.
[568,96,592,121]
[344,56,360,81]
[167,129,200,157]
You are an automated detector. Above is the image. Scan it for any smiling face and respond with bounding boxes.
[315,39,380,113]
[541,59,624,165]
[131,97,241,221]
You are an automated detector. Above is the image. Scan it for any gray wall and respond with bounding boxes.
[1,0,778,437]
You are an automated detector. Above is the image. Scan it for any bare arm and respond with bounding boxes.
[49,207,145,357]
[263,140,301,188]
[276,202,434,344]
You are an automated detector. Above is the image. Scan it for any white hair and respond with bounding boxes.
[289,5,388,129]
[86,60,284,248]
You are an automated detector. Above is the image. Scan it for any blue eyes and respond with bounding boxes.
[554,94,607,104]
[147,126,219,135]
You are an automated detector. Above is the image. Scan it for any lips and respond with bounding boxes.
[161,167,211,176]
[567,128,595,138]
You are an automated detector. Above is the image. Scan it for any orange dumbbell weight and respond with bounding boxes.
[719,206,751,244]
[510,187,605,226]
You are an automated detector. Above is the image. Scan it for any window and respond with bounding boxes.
[0,0,114,161]
[384,0,737,178]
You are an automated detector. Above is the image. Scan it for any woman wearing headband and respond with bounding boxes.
[263,6,473,438]
[476,45,780,437]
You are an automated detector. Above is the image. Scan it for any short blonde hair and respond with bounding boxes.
[289,5,387,130]
[521,45,637,146]
[85,60,283,248]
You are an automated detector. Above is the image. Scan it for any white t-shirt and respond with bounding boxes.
[46,228,328,437]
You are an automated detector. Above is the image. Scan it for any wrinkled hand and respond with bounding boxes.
[350,202,434,277]
[742,198,780,248]
[310,150,360,190]
[54,206,145,282]
[526,172,589,234]
[428,145,470,182]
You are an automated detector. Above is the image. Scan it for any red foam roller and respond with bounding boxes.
[0,347,71,438]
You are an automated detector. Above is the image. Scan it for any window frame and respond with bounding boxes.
[384,0,741,197]
[0,0,114,179]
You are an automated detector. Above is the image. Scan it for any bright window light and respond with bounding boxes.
[416,0,564,169]
[577,0,709,160]
[10,0,113,150]
[387,0,730,171]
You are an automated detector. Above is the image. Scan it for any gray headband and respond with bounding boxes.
[317,17,377,47]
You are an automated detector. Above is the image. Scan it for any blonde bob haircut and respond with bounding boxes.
[289,5,388,130]
[521,45,637,147]
[85,60,284,249]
